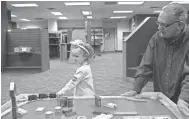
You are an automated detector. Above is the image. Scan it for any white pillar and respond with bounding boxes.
[48,19,58,32]
[85,20,91,42]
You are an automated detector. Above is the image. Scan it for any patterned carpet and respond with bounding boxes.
[1,52,153,105]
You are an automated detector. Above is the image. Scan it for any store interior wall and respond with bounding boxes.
[48,19,58,32]
[1,1,9,72]
[17,20,48,29]
[117,20,130,51]
[123,17,158,78]
[16,19,131,51]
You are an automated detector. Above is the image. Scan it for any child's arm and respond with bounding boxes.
[57,71,87,96]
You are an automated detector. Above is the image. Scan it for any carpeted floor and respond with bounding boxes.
[1,52,153,105]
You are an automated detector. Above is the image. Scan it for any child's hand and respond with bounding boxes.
[56,91,64,98]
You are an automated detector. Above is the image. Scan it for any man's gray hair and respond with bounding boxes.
[162,3,188,23]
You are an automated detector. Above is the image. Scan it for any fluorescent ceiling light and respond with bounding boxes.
[82,11,92,15]
[87,16,92,19]
[59,17,68,19]
[11,14,17,17]
[64,2,90,6]
[118,2,144,5]
[170,1,189,4]
[113,11,133,13]
[51,12,63,15]
[11,3,38,7]
[153,10,162,13]
[111,16,126,19]
[19,19,30,21]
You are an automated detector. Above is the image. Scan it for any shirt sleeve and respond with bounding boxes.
[133,36,155,93]
[179,51,189,103]
[59,69,87,94]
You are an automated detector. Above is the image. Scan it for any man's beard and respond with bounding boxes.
[158,30,177,41]
[164,36,177,41]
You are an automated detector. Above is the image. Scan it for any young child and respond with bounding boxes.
[56,39,95,97]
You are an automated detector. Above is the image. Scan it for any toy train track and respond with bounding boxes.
[1,82,186,119]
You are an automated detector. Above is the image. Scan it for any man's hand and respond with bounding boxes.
[121,91,138,97]
[177,99,189,117]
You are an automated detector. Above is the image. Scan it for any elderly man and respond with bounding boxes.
[121,3,189,117]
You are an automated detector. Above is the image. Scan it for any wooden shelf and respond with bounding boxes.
[93,34,103,36]
[90,27,103,50]
[49,37,61,38]
[6,29,50,72]
[49,44,59,46]
[91,31,102,34]
[91,38,103,41]
[50,38,60,40]
[5,66,41,69]
[128,67,138,71]
[7,52,41,55]
[92,44,101,46]
[49,32,62,58]
[60,42,71,61]
[50,57,59,60]
[60,43,71,45]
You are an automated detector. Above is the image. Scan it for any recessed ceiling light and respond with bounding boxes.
[110,16,126,19]
[170,1,189,4]
[82,11,92,15]
[11,3,38,7]
[64,2,90,6]
[34,18,44,20]
[51,12,63,15]
[103,18,109,19]
[87,16,92,19]
[118,2,144,5]
[150,6,160,9]
[59,17,68,19]
[19,19,30,21]
[11,14,17,17]
[46,8,56,10]
[113,11,133,13]
[104,2,117,5]
[153,10,162,13]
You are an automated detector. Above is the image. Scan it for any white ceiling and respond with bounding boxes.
[6,1,189,22]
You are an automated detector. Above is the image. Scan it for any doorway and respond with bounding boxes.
[103,28,115,52]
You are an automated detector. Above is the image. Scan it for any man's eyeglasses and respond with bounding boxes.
[156,21,180,28]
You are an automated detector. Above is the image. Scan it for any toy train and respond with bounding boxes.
[28,92,57,101]
[28,93,74,109]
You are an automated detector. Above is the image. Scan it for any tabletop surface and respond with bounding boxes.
[2,96,177,119]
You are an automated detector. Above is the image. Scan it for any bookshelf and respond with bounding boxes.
[49,32,62,59]
[59,29,72,61]
[5,29,49,72]
[60,43,71,61]
[90,27,104,53]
